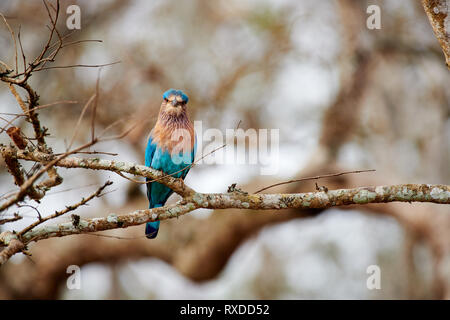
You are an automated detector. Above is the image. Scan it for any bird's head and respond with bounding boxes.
[160,89,189,117]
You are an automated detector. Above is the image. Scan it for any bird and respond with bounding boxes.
[144,89,196,239]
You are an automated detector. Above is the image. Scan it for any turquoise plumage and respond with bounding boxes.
[145,89,196,239]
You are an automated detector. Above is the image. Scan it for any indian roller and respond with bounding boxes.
[145,89,196,239]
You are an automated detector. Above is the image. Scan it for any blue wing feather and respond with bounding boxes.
[181,134,197,179]
[145,135,157,207]
[145,132,196,239]
[145,134,160,239]
[145,134,157,167]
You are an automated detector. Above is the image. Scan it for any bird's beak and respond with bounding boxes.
[171,100,179,107]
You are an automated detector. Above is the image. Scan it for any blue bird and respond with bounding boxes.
[145,89,196,239]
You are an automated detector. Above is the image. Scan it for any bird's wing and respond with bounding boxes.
[145,134,157,167]
[181,133,197,180]
[145,134,157,203]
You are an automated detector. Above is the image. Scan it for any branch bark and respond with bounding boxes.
[1,144,449,263]
[422,0,450,69]
[0,232,24,265]
[2,183,446,248]
[0,146,193,197]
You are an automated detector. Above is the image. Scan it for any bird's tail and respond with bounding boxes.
[145,221,160,239]
[145,204,161,239]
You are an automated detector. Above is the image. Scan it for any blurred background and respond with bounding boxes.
[0,0,449,299]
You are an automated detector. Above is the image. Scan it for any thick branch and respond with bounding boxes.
[0,232,24,265]
[2,146,194,197]
[1,146,449,267]
[13,183,449,245]
[422,0,450,69]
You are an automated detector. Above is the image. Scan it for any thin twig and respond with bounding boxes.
[17,25,26,74]
[91,69,101,142]
[54,150,118,156]
[18,180,112,236]
[0,213,22,225]
[254,169,376,193]
[67,94,96,151]
[0,12,18,74]
[82,233,147,240]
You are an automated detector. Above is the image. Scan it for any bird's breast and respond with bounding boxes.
[151,122,195,156]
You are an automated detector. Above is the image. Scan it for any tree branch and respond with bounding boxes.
[0,232,24,265]
[422,0,450,69]
[17,180,113,236]
[1,146,194,197]
[7,183,447,247]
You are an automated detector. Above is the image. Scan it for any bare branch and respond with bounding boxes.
[0,235,24,265]
[3,146,194,197]
[422,0,450,69]
[18,181,113,236]
[67,94,96,151]
[0,140,102,212]
[0,213,22,225]
[34,61,121,72]
[10,183,449,247]
[6,127,27,150]
[0,12,18,74]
